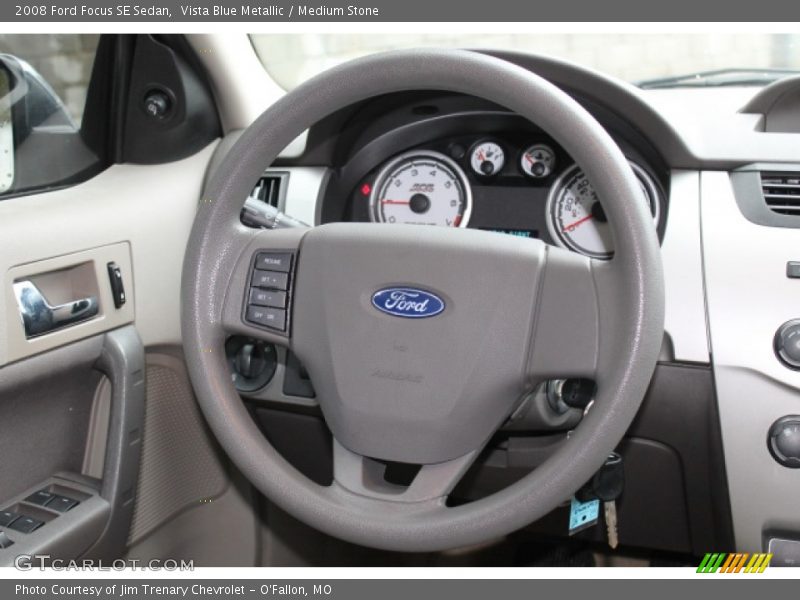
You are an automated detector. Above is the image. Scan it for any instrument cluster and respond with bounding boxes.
[346,132,664,259]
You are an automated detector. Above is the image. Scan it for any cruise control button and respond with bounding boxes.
[252,270,288,290]
[246,306,286,331]
[9,516,44,534]
[249,288,287,308]
[48,495,79,513]
[25,490,55,507]
[255,252,292,273]
[0,510,18,527]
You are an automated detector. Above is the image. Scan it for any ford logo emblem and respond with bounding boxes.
[371,287,445,319]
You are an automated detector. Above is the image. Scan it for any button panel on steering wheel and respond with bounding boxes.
[244,251,294,334]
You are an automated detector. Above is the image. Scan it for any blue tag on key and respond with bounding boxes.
[568,496,600,535]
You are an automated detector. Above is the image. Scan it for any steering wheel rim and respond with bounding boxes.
[181,49,664,552]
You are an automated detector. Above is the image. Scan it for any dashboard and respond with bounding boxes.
[313,94,669,260]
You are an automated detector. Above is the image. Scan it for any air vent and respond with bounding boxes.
[249,172,288,209]
[761,172,800,215]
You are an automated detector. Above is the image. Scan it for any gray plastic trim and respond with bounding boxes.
[83,326,146,559]
[182,49,664,552]
[660,170,710,364]
[701,171,800,551]
[741,75,800,134]
[284,167,329,226]
[0,325,144,563]
[332,441,478,504]
[730,164,800,229]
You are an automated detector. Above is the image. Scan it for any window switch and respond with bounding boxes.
[25,490,55,507]
[0,510,18,527]
[8,516,43,534]
[0,531,13,549]
[48,495,79,513]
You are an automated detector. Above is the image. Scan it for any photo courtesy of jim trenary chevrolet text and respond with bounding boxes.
[0,0,799,595]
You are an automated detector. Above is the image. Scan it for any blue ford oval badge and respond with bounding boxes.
[371,287,445,319]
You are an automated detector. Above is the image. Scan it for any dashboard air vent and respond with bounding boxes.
[761,172,800,215]
[250,172,288,209]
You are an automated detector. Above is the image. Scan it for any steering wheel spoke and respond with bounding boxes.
[330,439,479,505]
[528,248,602,384]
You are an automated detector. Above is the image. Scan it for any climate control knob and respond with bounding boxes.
[768,416,800,468]
[774,320,800,369]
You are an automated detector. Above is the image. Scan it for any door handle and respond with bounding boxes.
[13,280,99,338]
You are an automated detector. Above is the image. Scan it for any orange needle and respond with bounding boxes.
[562,214,594,232]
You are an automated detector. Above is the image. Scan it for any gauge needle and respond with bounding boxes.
[381,199,410,205]
[524,154,534,164]
[562,214,594,232]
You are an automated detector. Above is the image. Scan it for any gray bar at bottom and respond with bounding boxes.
[0,578,789,600]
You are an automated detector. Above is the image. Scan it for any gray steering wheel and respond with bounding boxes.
[181,49,664,552]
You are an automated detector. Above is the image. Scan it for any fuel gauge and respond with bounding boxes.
[469,141,505,177]
[521,144,556,178]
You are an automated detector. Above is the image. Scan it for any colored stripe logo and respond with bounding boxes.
[697,553,772,573]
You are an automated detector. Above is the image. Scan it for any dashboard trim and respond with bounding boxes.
[701,170,800,551]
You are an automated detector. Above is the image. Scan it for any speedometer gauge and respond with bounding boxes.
[546,162,660,259]
[369,150,472,227]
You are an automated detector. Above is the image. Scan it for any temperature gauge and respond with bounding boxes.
[469,141,505,177]
[521,144,556,178]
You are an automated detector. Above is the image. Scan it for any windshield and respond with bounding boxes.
[252,33,800,90]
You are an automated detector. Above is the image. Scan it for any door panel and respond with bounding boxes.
[0,33,256,566]
[0,144,217,366]
[0,327,144,563]
[0,144,220,562]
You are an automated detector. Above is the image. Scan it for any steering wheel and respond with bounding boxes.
[181,49,664,552]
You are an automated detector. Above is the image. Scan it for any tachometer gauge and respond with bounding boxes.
[521,144,556,178]
[469,141,505,176]
[546,162,660,259]
[369,150,472,227]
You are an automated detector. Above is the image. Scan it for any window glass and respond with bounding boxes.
[0,35,99,124]
[0,34,103,199]
[252,33,800,90]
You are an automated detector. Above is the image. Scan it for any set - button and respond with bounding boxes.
[249,288,286,308]
[246,252,293,332]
